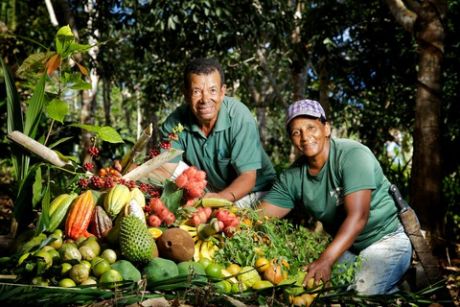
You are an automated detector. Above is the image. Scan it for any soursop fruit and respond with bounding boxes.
[119,216,156,263]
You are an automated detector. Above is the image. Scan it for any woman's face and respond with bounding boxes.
[289,116,331,159]
[185,70,226,126]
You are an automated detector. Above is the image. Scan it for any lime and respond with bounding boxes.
[48,235,63,250]
[80,277,97,286]
[61,263,72,275]
[91,256,104,267]
[34,250,53,269]
[99,269,123,286]
[101,249,117,264]
[92,258,111,277]
[205,263,224,279]
[214,280,232,294]
[59,278,76,288]
[31,276,49,286]
[47,248,60,262]
[198,257,212,269]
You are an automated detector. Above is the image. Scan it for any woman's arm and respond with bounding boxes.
[303,189,371,284]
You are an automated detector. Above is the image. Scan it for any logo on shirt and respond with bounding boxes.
[330,187,344,206]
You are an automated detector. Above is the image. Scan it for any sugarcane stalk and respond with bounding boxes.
[122,148,183,181]
[120,123,153,174]
[7,131,67,167]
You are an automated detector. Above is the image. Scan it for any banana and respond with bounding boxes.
[200,198,233,208]
[193,240,203,262]
[179,224,198,240]
[207,240,219,258]
[199,240,212,260]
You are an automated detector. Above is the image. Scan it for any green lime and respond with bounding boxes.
[92,258,111,277]
[31,276,49,286]
[205,263,224,279]
[199,257,212,269]
[80,277,97,286]
[81,260,92,270]
[61,262,72,275]
[99,269,123,286]
[48,235,63,250]
[214,280,232,294]
[34,250,53,269]
[47,248,60,262]
[59,278,76,288]
[101,249,117,264]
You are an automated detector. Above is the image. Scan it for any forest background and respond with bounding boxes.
[0,0,459,256]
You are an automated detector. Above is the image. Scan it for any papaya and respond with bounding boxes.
[111,260,141,282]
[143,257,178,289]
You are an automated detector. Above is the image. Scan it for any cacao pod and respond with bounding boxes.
[89,206,113,238]
[65,190,96,240]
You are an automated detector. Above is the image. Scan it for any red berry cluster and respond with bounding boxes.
[146,198,176,227]
[214,209,241,236]
[175,166,207,200]
[88,146,100,157]
[188,207,212,227]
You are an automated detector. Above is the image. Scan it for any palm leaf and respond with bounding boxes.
[23,73,46,138]
[1,58,25,182]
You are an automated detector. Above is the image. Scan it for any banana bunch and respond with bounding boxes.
[179,224,199,242]
[193,239,219,262]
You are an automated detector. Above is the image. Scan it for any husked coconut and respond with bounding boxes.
[156,228,195,262]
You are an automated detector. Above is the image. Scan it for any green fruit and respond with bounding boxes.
[111,260,141,282]
[101,249,117,264]
[231,282,248,293]
[60,242,82,263]
[61,263,72,275]
[81,238,101,256]
[99,269,123,287]
[69,263,90,284]
[120,216,156,263]
[252,280,274,290]
[31,276,49,286]
[214,280,232,294]
[59,278,76,288]
[80,277,97,286]
[237,266,261,287]
[177,261,207,283]
[47,248,60,263]
[92,259,111,277]
[79,245,97,261]
[34,250,53,269]
[81,260,92,270]
[143,258,178,289]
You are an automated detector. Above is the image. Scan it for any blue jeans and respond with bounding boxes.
[338,226,412,295]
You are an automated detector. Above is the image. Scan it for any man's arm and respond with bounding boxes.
[204,170,257,201]
[303,189,371,285]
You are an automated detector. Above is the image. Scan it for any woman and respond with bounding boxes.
[258,99,412,295]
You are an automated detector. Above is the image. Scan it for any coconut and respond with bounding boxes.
[156,228,195,262]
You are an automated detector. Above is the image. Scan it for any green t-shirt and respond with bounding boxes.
[263,138,399,252]
[160,96,276,192]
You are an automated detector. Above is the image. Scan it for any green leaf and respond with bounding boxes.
[48,136,73,149]
[160,179,183,213]
[35,181,51,235]
[55,25,75,56]
[98,126,124,143]
[32,166,42,208]
[1,58,25,181]
[70,123,101,133]
[16,52,52,78]
[46,99,69,123]
[68,42,92,53]
[69,78,92,90]
[23,73,47,138]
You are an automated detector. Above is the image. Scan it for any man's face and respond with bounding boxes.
[289,116,330,159]
[185,70,226,126]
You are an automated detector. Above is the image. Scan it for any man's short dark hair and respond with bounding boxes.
[184,58,225,88]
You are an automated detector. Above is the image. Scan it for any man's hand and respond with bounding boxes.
[303,256,334,285]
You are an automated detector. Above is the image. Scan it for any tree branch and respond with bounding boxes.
[385,0,417,32]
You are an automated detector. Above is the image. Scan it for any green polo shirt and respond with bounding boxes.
[160,96,275,192]
[263,138,399,252]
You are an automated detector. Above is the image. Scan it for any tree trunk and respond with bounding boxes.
[318,56,331,119]
[103,77,111,126]
[386,0,446,241]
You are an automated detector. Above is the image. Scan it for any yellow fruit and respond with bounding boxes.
[69,263,90,284]
[101,249,117,264]
[237,266,261,287]
[59,278,76,288]
[226,263,241,276]
[34,250,53,269]
[263,263,288,285]
[61,263,72,276]
[252,280,274,290]
[255,257,270,273]
[148,227,163,239]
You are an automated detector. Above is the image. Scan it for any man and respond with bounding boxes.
[159,58,275,207]
[258,99,412,295]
